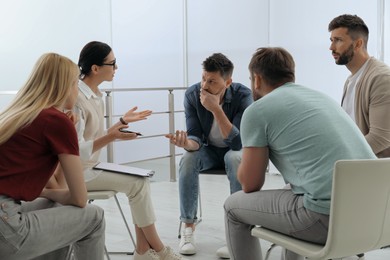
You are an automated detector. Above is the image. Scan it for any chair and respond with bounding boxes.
[251,159,390,260]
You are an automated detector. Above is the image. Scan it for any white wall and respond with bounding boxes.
[0,0,112,89]
[0,0,389,164]
[385,1,390,64]
[186,0,269,88]
[0,0,113,107]
[269,0,378,102]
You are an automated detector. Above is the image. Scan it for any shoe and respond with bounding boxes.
[158,246,190,260]
[134,248,159,260]
[179,226,196,255]
[216,246,231,259]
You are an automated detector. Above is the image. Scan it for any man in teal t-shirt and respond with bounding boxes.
[224,47,376,260]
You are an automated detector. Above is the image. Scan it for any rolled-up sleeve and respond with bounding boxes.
[74,106,94,161]
[184,87,203,150]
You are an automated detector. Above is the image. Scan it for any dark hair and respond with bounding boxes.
[202,53,234,79]
[78,41,112,78]
[249,47,295,87]
[328,14,369,48]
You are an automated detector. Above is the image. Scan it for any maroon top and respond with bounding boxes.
[0,107,79,201]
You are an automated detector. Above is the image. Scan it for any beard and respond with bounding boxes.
[334,44,354,65]
[251,82,261,101]
[252,91,262,101]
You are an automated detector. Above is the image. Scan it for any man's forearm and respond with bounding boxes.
[212,108,233,139]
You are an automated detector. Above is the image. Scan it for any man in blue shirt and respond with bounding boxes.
[166,53,252,256]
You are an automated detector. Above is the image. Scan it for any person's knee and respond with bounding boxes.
[224,197,232,213]
[179,151,201,177]
[224,195,239,224]
[136,176,150,189]
[180,151,199,166]
[126,177,150,198]
[223,192,241,214]
[86,204,105,233]
[87,204,104,220]
[224,150,242,169]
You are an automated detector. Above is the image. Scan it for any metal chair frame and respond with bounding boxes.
[66,190,136,260]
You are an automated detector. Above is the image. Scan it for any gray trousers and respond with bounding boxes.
[224,189,329,260]
[0,196,105,260]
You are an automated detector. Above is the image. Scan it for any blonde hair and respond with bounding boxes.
[0,53,79,145]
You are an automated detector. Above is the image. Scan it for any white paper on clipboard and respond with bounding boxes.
[93,162,154,177]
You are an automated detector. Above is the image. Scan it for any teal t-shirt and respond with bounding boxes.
[241,83,376,214]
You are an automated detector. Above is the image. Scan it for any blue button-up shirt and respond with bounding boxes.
[184,82,253,151]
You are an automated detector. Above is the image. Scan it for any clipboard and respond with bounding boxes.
[93,162,155,177]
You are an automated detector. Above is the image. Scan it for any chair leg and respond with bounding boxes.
[264,243,278,260]
[65,244,108,260]
[356,253,365,259]
[178,220,183,239]
[65,244,74,260]
[104,245,110,260]
[198,185,203,222]
[113,194,136,254]
[178,185,203,239]
[89,196,136,256]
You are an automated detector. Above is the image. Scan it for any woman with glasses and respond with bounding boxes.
[72,41,186,260]
[0,53,105,260]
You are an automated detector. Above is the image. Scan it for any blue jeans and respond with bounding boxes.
[0,196,105,260]
[179,146,242,223]
[224,189,329,260]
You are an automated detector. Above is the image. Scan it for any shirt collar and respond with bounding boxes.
[78,80,101,100]
[223,84,233,103]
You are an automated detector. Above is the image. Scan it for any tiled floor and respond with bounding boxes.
[90,159,390,260]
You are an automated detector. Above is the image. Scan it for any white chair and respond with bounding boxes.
[251,159,390,260]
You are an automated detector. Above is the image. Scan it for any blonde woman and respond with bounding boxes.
[0,53,105,260]
[75,41,187,260]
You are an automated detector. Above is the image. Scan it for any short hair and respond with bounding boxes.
[202,53,234,79]
[249,47,295,87]
[78,41,112,78]
[328,14,369,48]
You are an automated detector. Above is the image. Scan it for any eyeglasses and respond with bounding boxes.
[101,59,116,67]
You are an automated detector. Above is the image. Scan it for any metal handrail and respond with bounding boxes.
[0,87,187,182]
[102,87,186,181]
[0,91,17,94]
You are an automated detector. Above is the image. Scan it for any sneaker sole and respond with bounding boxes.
[179,250,196,255]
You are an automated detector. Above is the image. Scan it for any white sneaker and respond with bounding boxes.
[216,246,231,259]
[158,246,189,260]
[179,226,196,255]
[134,248,160,260]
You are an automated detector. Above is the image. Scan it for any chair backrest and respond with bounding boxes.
[322,159,390,258]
